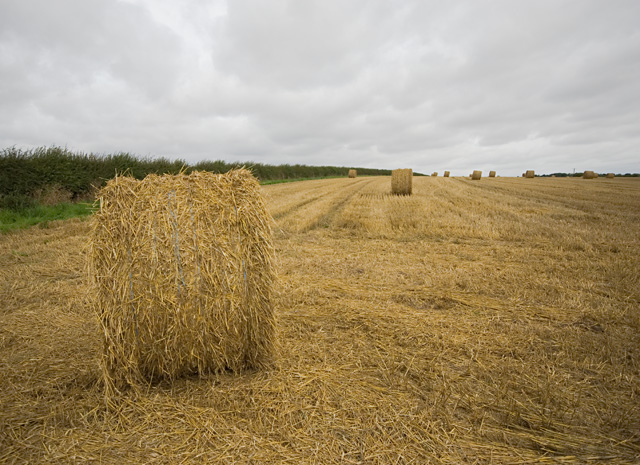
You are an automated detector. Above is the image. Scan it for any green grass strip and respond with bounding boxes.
[0,202,95,233]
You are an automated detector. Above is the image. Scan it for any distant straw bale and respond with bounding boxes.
[348,169,357,178]
[606,173,615,179]
[431,172,438,177]
[525,170,535,178]
[471,170,482,180]
[489,171,496,177]
[89,169,276,396]
[583,170,598,179]
[391,169,413,195]
[444,171,450,177]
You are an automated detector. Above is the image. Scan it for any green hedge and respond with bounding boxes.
[1,146,410,209]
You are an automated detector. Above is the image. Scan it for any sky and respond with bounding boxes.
[1,0,639,176]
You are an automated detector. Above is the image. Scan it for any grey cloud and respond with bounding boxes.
[4,1,185,92]
[1,0,639,175]
[213,0,404,89]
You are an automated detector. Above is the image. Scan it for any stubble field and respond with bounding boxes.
[1,175,639,464]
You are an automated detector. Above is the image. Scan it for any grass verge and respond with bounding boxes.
[0,202,94,233]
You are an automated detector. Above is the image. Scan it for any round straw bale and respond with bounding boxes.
[89,169,276,395]
[431,172,438,177]
[444,171,450,177]
[583,170,597,179]
[489,171,496,177]
[525,170,535,178]
[471,170,482,180]
[606,173,615,179]
[391,169,413,195]
[348,169,357,178]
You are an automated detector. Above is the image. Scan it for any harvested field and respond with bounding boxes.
[2,176,640,464]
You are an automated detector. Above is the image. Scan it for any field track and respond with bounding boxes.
[1,176,640,464]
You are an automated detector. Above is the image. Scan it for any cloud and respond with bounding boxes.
[1,0,639,175]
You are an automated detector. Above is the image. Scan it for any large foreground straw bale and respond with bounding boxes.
[583,170,598,179]
[89,169,276,395]
[391,169,413,195]
[525,170,535,178]
[348,169,357,178]
[489,171,496,177]
[471,170,482,180]
[444,171,450,177]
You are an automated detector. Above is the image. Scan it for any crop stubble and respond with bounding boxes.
[1,176,639,464]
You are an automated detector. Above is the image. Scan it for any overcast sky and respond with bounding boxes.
[1,0,639,175]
